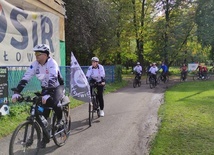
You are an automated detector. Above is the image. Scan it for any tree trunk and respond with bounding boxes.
[164,0,170,65]
[138,0,146,66]
[211,45,214,61]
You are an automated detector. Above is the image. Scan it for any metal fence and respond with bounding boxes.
[7,66,115,97]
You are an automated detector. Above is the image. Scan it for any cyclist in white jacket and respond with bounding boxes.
[149,63,158,85]
[86,57,105,117]
[133,62,142,80]
[11,44,64,148]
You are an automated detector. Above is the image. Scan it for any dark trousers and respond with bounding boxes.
[135,73,141,80]
[90,85,104,110]
[150,74,157,84]
[42,85,64,121]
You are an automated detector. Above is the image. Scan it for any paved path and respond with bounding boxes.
[0,82,168,155]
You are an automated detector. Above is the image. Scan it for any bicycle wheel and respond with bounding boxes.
[157,76,160,84]
[133,79,137,88]
[53,105,71,147]
[165,75,169,83]
[149,79,154,89]
[138,80,141,87]
[146,76,149,84]
[96,100,100,118]
[89,102,93,126]
[63,104,71,135]
[193,74,198,80]
[9,121,41,155]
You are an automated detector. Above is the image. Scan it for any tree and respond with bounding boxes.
[195,0,214,60]
[64,0,117,65]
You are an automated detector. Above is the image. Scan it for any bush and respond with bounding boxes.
[115,65,122,82]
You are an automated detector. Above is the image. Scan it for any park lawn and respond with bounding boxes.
[0,80,128,139]
[150,81,214,155]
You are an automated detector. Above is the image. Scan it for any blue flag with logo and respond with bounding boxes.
[70,52,91,102]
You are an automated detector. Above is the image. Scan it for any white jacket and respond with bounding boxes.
[134,65,142,74]
[17,57,62,93]
[149,66,158,75]
[86,64,105,82]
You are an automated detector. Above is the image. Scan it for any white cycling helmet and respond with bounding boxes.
[137,62,140,65]
[91,57,99,62]
[33,44,50,54]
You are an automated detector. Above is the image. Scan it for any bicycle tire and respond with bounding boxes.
[157,76,160,84]
[89,102,92,126]
[138,80,141,87]
[133,79,137,88]
[63,104,71,135]
[149,79,154,89]
[96,100,100,118]
[9,121,41,155]
[53,105,71,147]
[146,76,149,84]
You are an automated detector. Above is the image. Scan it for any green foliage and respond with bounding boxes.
[64,0,212,66]
[150,81,214,154]
[114,65,123,82]
[9,103,30,116]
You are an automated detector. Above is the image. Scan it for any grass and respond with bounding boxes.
[150,81,214,155]
[0,80,128,139]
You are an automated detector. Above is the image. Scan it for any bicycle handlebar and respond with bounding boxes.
[90,82,104,87]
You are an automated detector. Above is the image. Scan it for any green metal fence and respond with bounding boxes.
[8,66,115,97]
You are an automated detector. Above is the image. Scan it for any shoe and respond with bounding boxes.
[100,110,104,117]
[56,119,63,128]
[40,140,47,148]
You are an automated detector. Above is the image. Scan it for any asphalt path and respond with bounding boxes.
[0,82,168,155]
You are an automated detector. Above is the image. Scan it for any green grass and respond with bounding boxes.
[0,80,128,139]
[150,81,214,155]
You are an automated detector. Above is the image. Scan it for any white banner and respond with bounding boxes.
[0,0,60,66]
[188,63,199,71]
[70,52,91,103]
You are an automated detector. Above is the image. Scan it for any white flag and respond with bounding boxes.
[70,52,91,102]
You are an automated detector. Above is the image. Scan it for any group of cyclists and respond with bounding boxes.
[133,61,211,84]
[11,44,106,148]
[133,62,169,86]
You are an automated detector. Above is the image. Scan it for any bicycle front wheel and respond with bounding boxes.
[9,121,41,155]
[53,104,71,147]
[133,79,137,88]
[149,79,154,89]
[89,102,93,126]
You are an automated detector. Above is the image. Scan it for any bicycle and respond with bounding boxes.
[180,71,187,82]
[89,82,102,126]
[157,73,169,84]
[9,88,71,155]
[193,71,210,80]
[149,74,156,89]
[133,73,141,88]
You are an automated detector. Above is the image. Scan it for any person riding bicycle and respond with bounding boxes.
[180,63,188,80]
[196,64,203,78]
[133,62,142,80]
[11,44,65,148]
[86,57,106,117]
[149,63,158,85]
[201,65,208,79]
[159,62,168,82]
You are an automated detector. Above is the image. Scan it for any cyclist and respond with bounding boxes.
[196,64,203,78]
[133,62,142,80]
[180,63,188,80]
[86,57,106,117]
[149,63,158,85]
[201,65,208,79]
[159,62,168,82]
[11,44,65,148]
